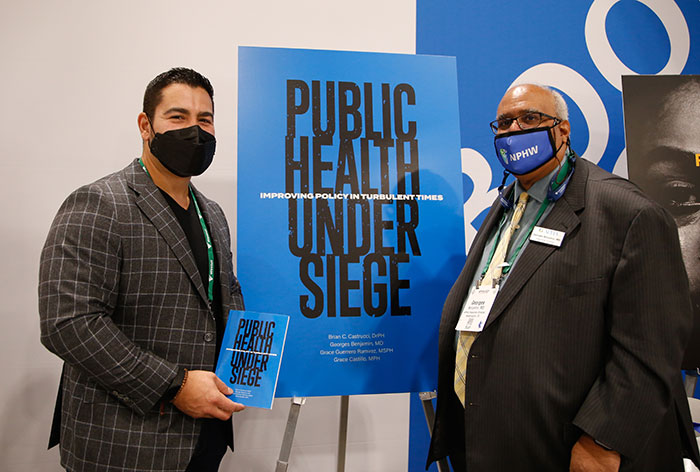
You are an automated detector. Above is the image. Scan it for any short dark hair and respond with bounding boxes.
[143,67,214,120]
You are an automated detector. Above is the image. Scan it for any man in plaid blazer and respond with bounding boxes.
[39,68,245,471]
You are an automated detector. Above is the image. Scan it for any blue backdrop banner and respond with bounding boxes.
[417,0,700,246]
[410,3,700,466]
[237,46,465,397]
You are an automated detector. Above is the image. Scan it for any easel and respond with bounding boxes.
[685,369,699,397]
[275,392,450,472]
[419,392,450,472]
[275,396,306,472]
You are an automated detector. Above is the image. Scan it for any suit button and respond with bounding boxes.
[204,332,215,342]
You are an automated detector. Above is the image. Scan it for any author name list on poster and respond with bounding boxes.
[319,332,393,363]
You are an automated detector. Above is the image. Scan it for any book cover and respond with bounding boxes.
[215,310,290,409]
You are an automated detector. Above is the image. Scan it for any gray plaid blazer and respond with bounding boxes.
[39,159,244,471]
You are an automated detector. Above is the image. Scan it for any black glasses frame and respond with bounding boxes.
[490,111,561,134]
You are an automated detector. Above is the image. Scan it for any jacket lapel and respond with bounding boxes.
[125,160,210,306]
[444,197,506,330]
[482,157,588,330]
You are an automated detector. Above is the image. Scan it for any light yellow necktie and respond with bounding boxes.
[454,191,529,407]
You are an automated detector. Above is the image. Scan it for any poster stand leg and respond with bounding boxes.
[275,396,306,472]
[337,395,349,472]
[277,394,445,471]
[419,391,450,472]
[685,370,699,397]
[275,396,350,472]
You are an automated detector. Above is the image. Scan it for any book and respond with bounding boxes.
[215,310,290,409]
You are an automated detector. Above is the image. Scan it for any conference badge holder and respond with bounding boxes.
[455,284,499,332]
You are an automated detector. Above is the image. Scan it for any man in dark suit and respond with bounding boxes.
[427,84,700,471]
[39,68,245,471]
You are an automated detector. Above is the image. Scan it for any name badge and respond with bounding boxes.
[455,285,499,332]
[530,226,565,247]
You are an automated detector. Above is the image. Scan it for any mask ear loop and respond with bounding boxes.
[547,138,576,202]
[146,116,159,154]
[552,133,567,159]
[498,170,514,209]
[552,137,568,185]
[146,116,157,136]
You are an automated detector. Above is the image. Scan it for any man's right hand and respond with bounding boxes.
[171,370,245,420]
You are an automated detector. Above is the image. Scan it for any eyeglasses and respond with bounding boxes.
[489,111,561,134]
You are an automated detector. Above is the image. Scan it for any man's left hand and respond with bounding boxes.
[570,434,621,472]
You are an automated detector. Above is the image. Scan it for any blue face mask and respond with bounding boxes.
[493,126,559,175]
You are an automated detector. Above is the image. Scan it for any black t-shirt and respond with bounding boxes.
[160,189,224,355]
[160,190,232,452]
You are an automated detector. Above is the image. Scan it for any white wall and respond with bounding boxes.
[0,1,416,470]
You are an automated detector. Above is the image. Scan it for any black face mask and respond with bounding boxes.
[149,124,216,177]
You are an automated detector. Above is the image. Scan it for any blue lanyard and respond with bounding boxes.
[138,159,214,303]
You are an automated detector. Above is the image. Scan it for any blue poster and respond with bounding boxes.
[237,46,464,397]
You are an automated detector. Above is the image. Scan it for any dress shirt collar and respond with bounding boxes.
[513,155,570,205]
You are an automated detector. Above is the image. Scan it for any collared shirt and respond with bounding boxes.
[466,160,568,292]
[454,158,572,352]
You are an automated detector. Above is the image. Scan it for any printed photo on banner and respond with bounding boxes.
[623,74,700,369]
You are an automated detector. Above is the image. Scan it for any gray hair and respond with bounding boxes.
[514,83,569,121]
[540,85,569,121]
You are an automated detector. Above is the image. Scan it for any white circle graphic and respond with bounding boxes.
[612,147,628,178]
[585,0,690,91]
[461,147,498,249]
[510,63,609,165]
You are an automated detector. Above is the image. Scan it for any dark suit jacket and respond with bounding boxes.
[39,159,244,472]
[427,158,700,471]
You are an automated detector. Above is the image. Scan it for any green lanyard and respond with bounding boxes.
[480,197,550,280]
[480,155,572,282]
[139,159,214,303]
